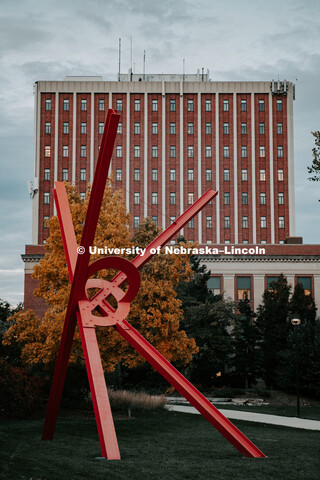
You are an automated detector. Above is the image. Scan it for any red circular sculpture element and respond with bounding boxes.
[80,256,141,327]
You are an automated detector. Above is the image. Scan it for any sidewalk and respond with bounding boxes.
[165,404,320,431]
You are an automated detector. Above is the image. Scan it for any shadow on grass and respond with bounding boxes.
[1,410,319,480]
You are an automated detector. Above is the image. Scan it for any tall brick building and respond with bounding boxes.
[23,73,320,312]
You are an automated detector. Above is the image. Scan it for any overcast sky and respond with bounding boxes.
[1,0,320,306]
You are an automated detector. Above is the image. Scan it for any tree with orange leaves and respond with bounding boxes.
[3,182,198,374]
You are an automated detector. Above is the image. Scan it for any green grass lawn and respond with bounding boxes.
[1,410,320,480]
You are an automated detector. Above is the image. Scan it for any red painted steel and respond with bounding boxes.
[43,108,266,459]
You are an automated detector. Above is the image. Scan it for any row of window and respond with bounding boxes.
[43,168,86,182]
[223,168,284,181]
[44,97,284,113]
[207,276,312,299]
[222,192,284,205]
[44,120,284,137]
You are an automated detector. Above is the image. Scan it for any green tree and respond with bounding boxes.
[307,131,320,186]
[256,274,291,389]
[231,298,260,389]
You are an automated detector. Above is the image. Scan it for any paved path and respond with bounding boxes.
[165,404,320,431]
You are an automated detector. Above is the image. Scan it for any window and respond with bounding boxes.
[134,99,140,111]
[260,169,266,181]
[170,145,176,158]
[80,145,86,157]
[261,216,266,228]
[116,169,122,181]
[80,168,86,181]
[242,193,248,205]
[188,146,194,158]
[45,122,51,134]
[223,123,229,135]
[152,99,158,111]
[267,276,280,291]
[170,192,176,204]
[134,192,140,204]
[189,218,194,228]
[276,99,283,111]
[44,168,50,181]
[188,123,194,135]
[44,192,50,204]
[152,122,158,134]
[63,99,69,111]
[81,99,87,111]
[152,216,158,226]
[277,146,283,157]
[206,169,212,181]
[278,192,284,205]
[241,146,247,158]
[223,146,229,158]
[152,146,158,158]
[224,216,230,228]
[134,169,140,181]
[116,99,122,111]
[134,145,140,157]
[188,169,194,181]
[43,215,49,228]
[99,99,105,111]
[224,169,230,181]
[205,122,211,134]
[45,99,51,111]
[277,122,283,135]
[240,99,247,112]
[206,216,212,228]
[152,192,158,205]
[242,216,248,228]
[258,99,265,111]
[223,99,229,111]
[187,99,193,111]
[170,99,176,111]
[169,123,175,135]
[206,146,212,158]
[279,216,285,229]
[170,216,176,224]
[62,145,68,157]
[259,146,265,157]
[134,216,140,228]
[170,169,176,181]
[63,122,69,134]
[96,122,103,135]
[241,123,247,135]
[116,145,122,157]
[45,145,51,157]
[152,169,158,181]
[224,192,230,205]
[80,192,86,201]
[260,192,266,204]
[207,276,221,295]
[132,122,139,135]
[237,276,251,300]
[297,277,312,296]
[117,122,122,134]
[278,169,284,181]
[259,122,265,135]
[62,168,68,181]
[205,99,211,111]
[81,122,87,134]
[241,169,248,181]
[188,192,194,204]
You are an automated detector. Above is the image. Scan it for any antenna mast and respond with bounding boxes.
[118,38,121,81]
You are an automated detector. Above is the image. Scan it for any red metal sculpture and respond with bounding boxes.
[42,109,265,459]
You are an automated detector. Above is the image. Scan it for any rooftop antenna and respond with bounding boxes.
[130,35,133,71]
[143,50,146,80]
[183,58,185,81]
[118,38,121,81]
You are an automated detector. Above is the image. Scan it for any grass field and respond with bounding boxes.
[1,409,320,480]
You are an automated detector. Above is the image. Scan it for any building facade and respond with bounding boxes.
[24,73,320,314]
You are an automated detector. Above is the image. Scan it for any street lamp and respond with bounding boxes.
[291,314,301,418]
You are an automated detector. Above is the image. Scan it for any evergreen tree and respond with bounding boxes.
[231,298,259,388]
[256,274,291,388]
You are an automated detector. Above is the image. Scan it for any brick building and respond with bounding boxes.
[23,73,320,313]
